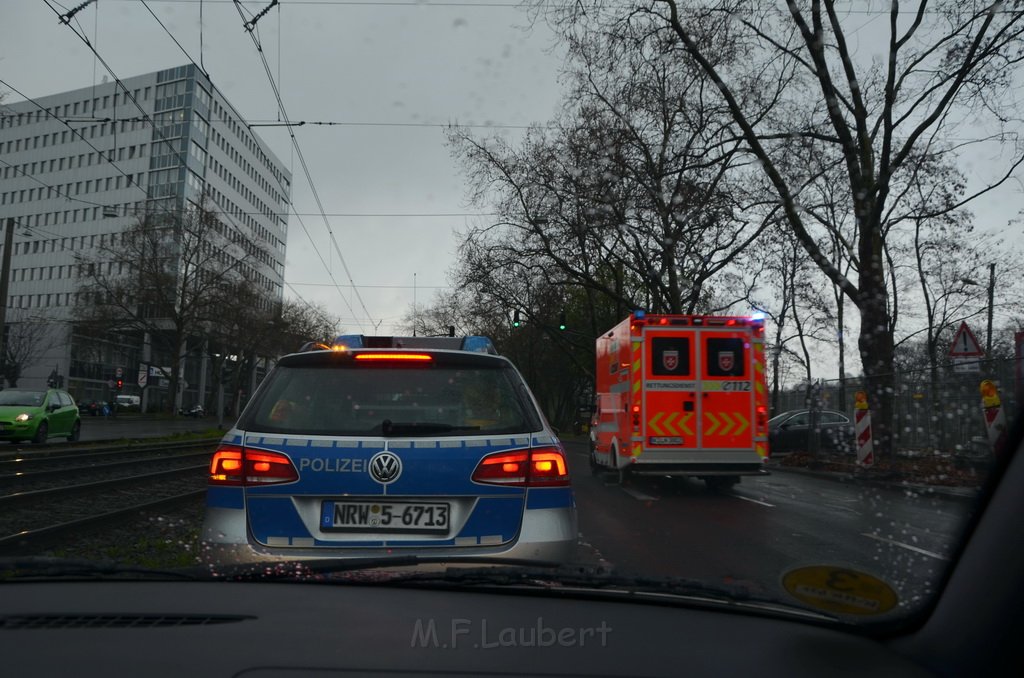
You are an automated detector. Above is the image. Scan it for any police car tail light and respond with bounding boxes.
[471,447,569,487]
[210,445,244,485]
[245,450,299,485]
[526,447,570,486]
[209,445,297,486]
[472,451,529,485]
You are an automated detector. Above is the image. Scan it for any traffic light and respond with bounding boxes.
[513,309,521,328]
[558,312,567,331]
[116,378,124,391]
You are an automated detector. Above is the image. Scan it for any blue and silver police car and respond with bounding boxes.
[202,335,578,564]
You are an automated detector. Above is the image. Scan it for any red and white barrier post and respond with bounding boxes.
[980,380,1007,457]
[854,390,874,467]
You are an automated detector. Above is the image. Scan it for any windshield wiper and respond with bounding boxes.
[202,555,563,581]
[378,565,842,623]
[380,420,480,435]
[0,557,201,581]
[198,557,838,623]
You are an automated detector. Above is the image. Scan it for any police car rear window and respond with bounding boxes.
[241,363,542,437]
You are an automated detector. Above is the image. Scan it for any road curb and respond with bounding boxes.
[767,464,980,500]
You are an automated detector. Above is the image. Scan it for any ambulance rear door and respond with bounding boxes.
[641,327,699,459]
[697,327,756,453]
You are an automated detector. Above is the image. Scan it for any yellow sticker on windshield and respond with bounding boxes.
[782,566,898,616]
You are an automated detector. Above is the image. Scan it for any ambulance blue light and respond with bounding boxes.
[332,335,364,349]
[751,311,766,321]
[634,310,646,320]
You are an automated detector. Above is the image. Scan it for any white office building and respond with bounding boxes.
[0,64,291,407]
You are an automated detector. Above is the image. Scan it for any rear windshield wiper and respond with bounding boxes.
[380,420,480,435]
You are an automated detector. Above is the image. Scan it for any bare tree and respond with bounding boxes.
[74,197,268,411]
[448,14,776,325]
[0,310,57,388]
[540,1,1024,457]
[753,228,837,411]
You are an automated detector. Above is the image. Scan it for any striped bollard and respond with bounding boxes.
[980,380,1007,457]
[854,390,874,467]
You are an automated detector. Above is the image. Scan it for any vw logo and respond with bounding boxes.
[369,451,402,485]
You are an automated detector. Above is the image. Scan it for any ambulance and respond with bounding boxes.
[589,311,769,489]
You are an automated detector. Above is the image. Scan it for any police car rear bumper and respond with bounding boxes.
[201,506,578,565]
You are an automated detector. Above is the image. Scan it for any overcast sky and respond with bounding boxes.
[4,2,1022,364]
[2,0,565,334]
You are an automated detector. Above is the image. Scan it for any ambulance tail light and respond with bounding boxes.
[756,405,768,434]
[209,445,298,486]
[632,404,641,431]
[472,447,569,487]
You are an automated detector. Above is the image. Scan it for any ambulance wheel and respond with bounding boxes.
[610,445,626,485]
[705,476,739,492]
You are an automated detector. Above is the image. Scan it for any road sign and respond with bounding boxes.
[138,370,148,388]
[953,359,981,373]
[107,379,115,388]
[949,322,984,358]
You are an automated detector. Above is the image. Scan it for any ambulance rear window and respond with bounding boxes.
[706,338,746,377]
[651,337,691,376]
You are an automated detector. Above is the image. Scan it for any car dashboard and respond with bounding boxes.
[1,579,935,677]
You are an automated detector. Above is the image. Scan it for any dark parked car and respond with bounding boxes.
[768,409,855,456]
[77,400,111,417]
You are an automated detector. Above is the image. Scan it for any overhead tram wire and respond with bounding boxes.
[45,1,352,322]
[232,0,377,331]
[0,77,152,212]
[32,12,300,312]
[0,158,108,210]
[135,2,368,331]
[136,1,367,331]
[97,0,1006,15]
[5,47,216,228]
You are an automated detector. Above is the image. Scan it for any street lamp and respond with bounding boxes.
[961,264,996,358]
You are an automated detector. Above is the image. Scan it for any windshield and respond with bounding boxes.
[2,0,1023,640]
[0,390,45,407]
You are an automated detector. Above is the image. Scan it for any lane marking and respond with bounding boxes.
[622,486,659,502]
[823,503,860,515]
[733,495,774,508]
[860,533,949,561]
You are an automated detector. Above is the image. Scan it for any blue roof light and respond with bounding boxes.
[462,336,497,354]
[332,334,364,349]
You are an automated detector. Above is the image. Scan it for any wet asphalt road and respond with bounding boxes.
[562,439,977,612]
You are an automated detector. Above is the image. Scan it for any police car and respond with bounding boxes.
[202,335,578,564]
